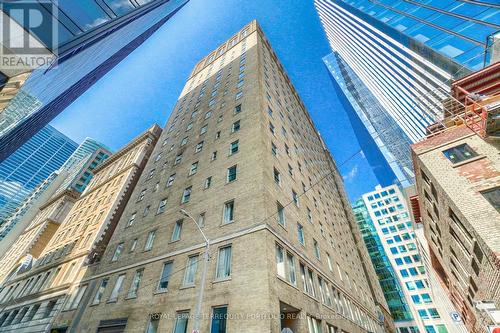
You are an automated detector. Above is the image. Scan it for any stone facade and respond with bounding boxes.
[0,147,112,284]
[0,125,160,332]
[412,124,500,333]
[50,21,389,333]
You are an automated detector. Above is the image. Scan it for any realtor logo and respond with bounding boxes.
[0,0,58,71]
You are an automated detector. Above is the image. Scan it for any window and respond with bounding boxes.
[205,111,212,119]
[138,189,146,201]
[130,239,138,252]
[271,142,277,156]
[307,208,312,223]
[307,269,316,297]
[443,143,478,164]
[269,122,275,135]
[127,212,136,227]
[288,164,293,177]
[234,104,242,114]
[287,253,296,286]
[297,223,305,245]
[183,255,199,286]
[268,106,273,117]
[211,306,227,333]
[108,274,125,302]
[180,137,188,146]
[157,262,173,290]
[223,200,235,224]
[181,186,192,203]
[147,169,155,180]
[229,140,239,154]
[174,154,182,165]
[273,168,281,185]
[276,244,285,277]
[235,91,243,100]
[198,213,206,228]
[144,230,156,251]
[189,162,198,175]
[186,122,193,131]
[204,176,212,189]
[292,190,299,206]
[44,300,56,318]
[300,264,309,293]
[66,285,88,310]
[200,125,208,135]
[92,278,108,305]
[327,254,333,271]
[313,239,320,259]
[211,151,217,161]
[428,308,440,319]
[277,202,285,226]
[215,131,221,139]
[173,311,189,333]
[307,315,322,333]
[481,187,500,212]
[216,246,232,279]
[195,141,204,153]
[227,165,237,182]
[145,318,159,333]
[127,269,143,298]
[143,205,150,216]
[111,243,124,262]
[167,174,176,187]
[232,120,240,133]
[418,309,429,319]
[171,220,183,241]
[157,198,167,214]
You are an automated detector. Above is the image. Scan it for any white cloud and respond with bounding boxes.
[343,164,359,182]
[85,17,109,30]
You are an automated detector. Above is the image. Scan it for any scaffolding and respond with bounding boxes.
[426,61,500,139]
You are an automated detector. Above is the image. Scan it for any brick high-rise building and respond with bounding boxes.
[48,21,389,333]
[412,62,500,333]
[0,125,160,332]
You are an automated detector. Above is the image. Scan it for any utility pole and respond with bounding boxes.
[180,209,210,333]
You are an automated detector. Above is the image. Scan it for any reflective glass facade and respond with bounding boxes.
[316,0,455,145]
[353,198,413,323]
[0,125,77,224]
[361,185,453,333]
[316,0,498,188]
[324,52,414,187]
[0,138,110,243]
[318,0,499,72]
[0,0,189,161]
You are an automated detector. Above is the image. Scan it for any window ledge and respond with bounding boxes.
[180,284,195,290]
[213,277,231,284]
[451,155,485,168]
[277,275,299,291]
[153,289,168,295]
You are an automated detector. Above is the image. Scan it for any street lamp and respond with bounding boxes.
[180,209,210,333]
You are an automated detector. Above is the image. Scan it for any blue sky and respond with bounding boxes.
[51,0,380,201]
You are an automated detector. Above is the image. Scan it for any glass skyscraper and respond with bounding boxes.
[315,0,499,186]
[0,125,77,225]
[359,185,463,333]
[324,52,414,187]
[353,198,413,324]
[0,138,111,252]
[0,0,189,161]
